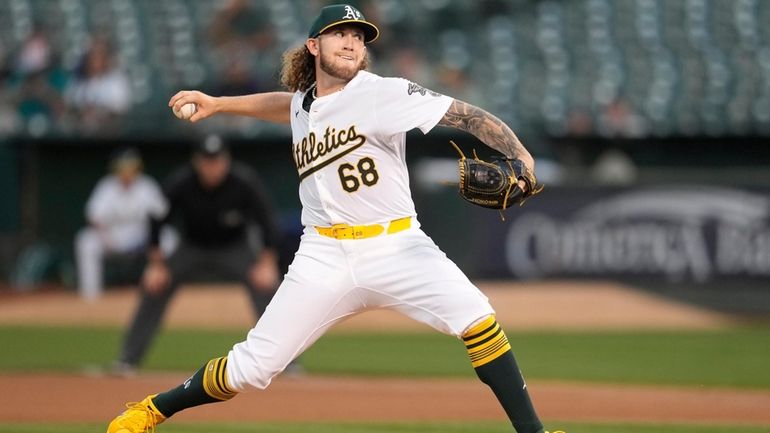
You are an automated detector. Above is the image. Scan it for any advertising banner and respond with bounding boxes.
[475,185,770,283]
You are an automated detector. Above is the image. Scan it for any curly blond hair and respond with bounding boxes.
[280,43,371,93]
[280,45,316,93]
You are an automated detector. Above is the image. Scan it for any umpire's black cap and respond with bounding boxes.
[308,4,379,44]
[194,135,229,158]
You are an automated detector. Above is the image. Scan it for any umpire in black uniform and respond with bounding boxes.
[115,135,281,372]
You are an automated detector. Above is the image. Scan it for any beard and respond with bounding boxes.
[318,46,364,81]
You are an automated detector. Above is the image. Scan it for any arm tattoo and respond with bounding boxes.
[438,100,527,159]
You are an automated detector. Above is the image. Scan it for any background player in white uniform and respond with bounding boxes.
[107,5,560,433]
[75,147,166,300]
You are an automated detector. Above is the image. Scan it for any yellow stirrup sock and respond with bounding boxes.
[152,356,237,418]
[463,316,512,367]
[463,317,543,433]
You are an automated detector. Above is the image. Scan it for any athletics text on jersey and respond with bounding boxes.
[289,71,453,227]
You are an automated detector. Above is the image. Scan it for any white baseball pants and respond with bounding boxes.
[226,223,494,391]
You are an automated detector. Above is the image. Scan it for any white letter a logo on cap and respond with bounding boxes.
[343,6,361,19]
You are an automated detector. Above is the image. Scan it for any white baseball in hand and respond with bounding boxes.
[173,103,197,120]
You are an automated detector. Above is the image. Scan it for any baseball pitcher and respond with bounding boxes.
[106,4,560,433]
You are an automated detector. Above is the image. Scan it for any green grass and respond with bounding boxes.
[1,421,769,433]
[0,326,242,371]
[1,326,770,388]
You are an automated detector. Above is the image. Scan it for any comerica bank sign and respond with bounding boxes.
[504,187,770,282]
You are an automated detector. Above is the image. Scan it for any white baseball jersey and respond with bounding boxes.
[289,70,454,227]
[85,174,167,250]
[226,71,495,392]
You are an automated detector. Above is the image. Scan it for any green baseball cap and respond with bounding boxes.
[308,4,380,44]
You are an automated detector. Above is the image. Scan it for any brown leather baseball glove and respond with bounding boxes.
[451,140,543,211]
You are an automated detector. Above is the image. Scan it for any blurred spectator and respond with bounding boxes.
[202,0,278,135]
[207,0,274,52]
[206,0,275,93]
[566,107,595,137]
[597,98,649,138]
[75,147,167,301]
[114,135,283,374]
[6,26,67,136]
[64,35,132,134]
[216,57,264,97]
[206,57,268,134]
[14,26,53,76]
[13,71,65,136]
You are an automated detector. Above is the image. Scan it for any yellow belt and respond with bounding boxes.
[315,217,412,240]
